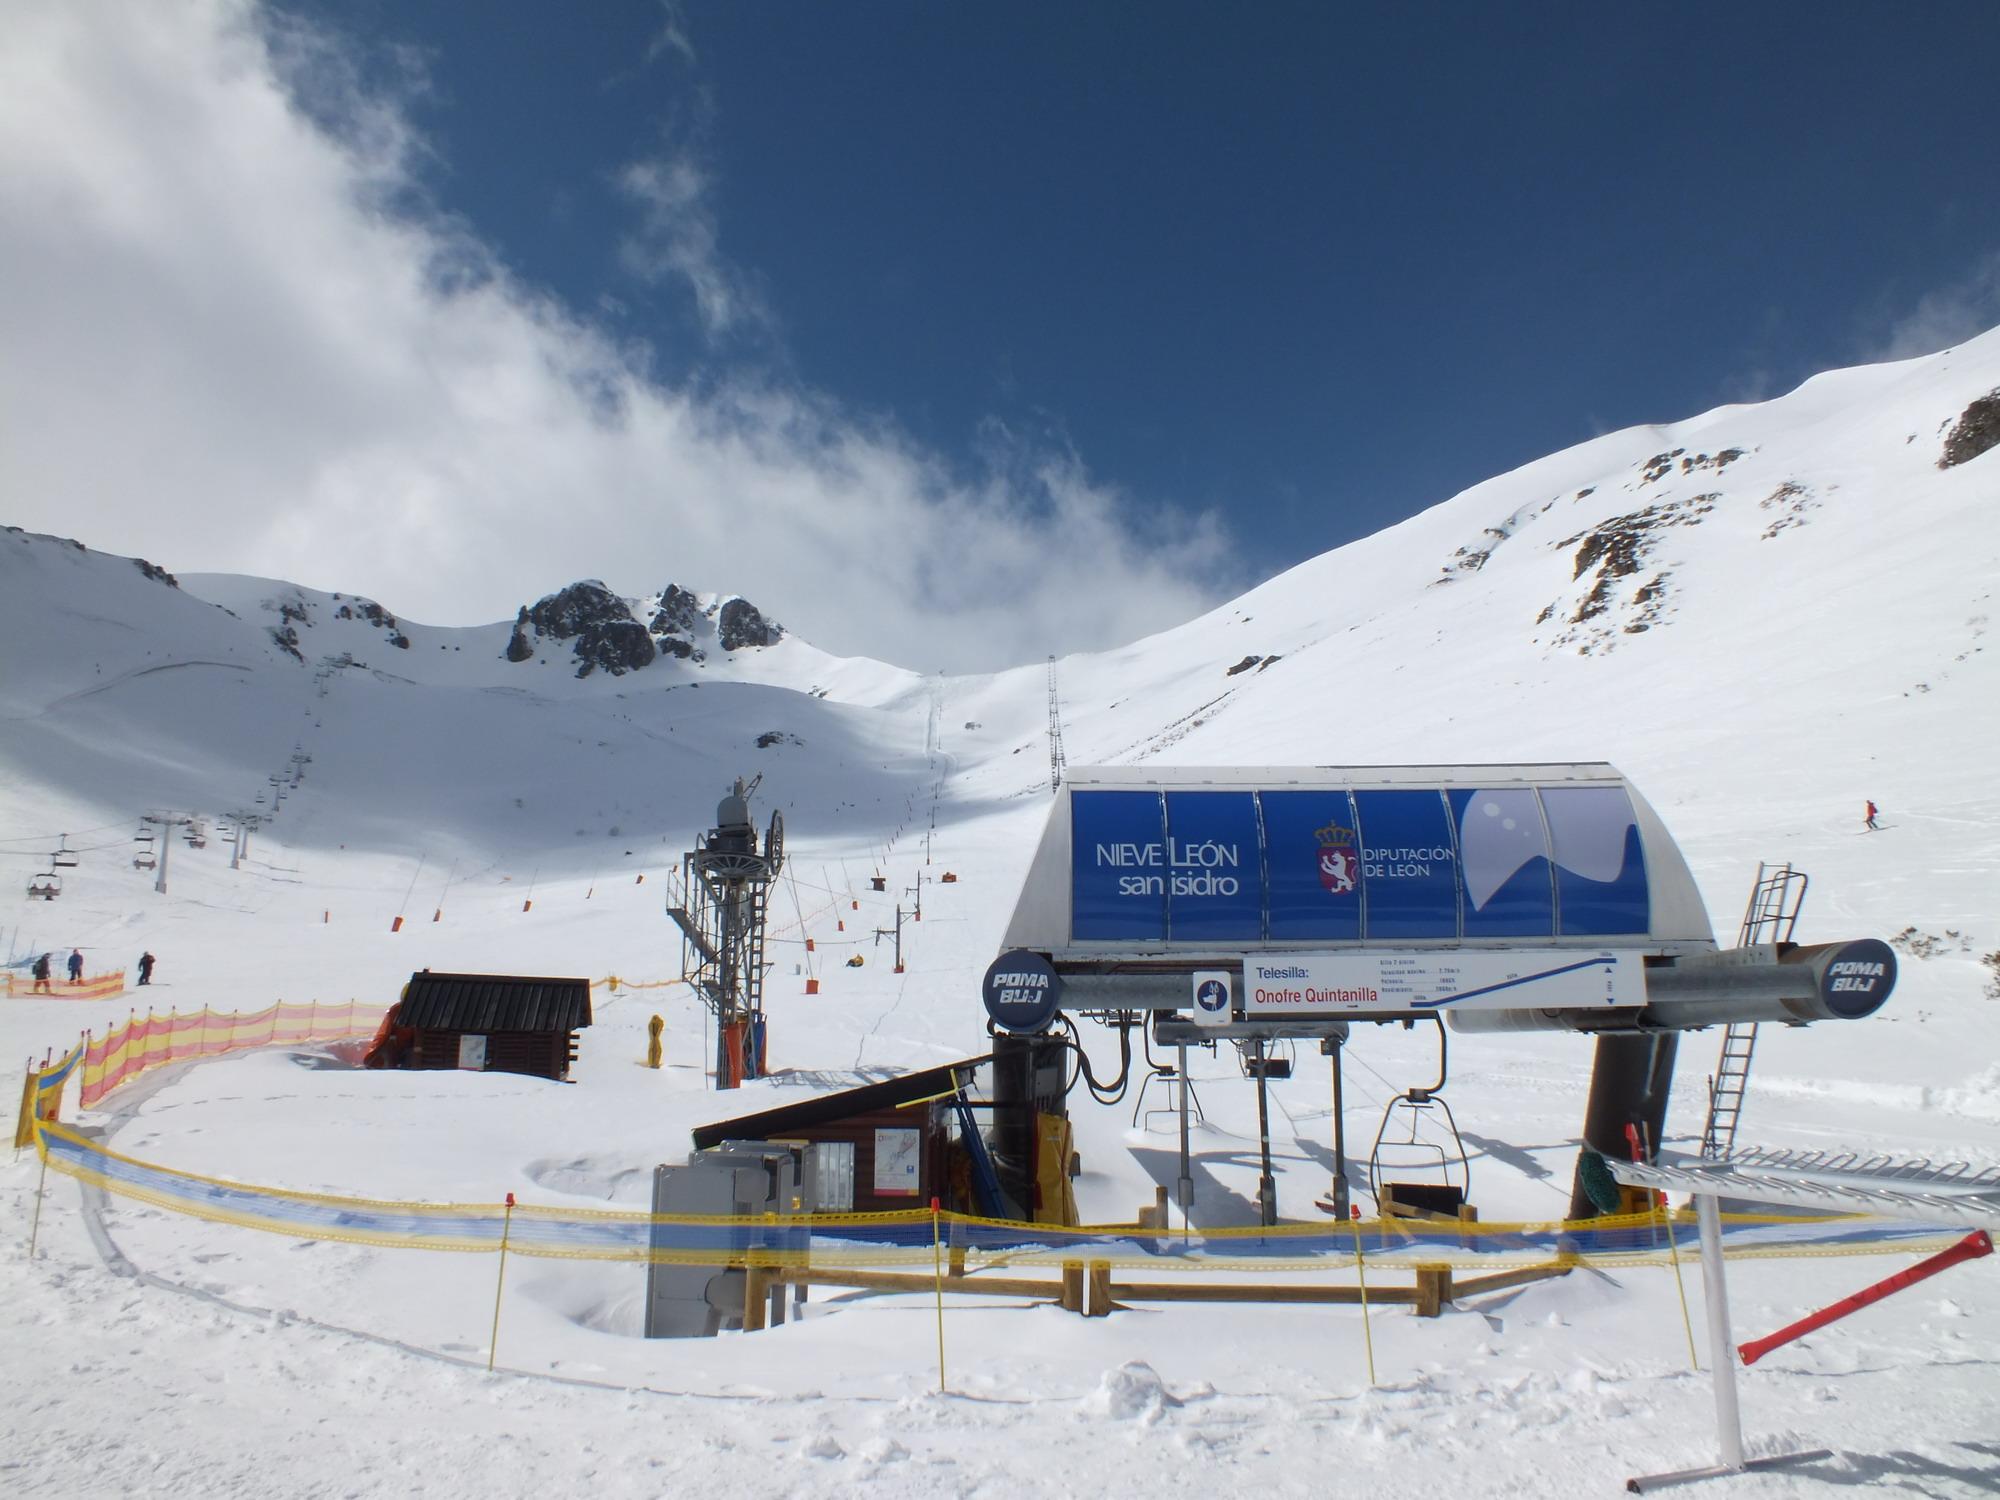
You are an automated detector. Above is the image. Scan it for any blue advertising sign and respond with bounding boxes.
[1164,792,1263,941]
[1542,786,1650,936]
[1066,782,1654,948]
[1071,791,1168,940]
[1449,787,1557,937]
[1262,790,1364,943]
[1353,790,1459,939]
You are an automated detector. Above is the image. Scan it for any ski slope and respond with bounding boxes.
[3,330,1998,1496]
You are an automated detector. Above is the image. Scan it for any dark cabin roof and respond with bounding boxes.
[398,972,592,1033]
[690,1056,989,1150]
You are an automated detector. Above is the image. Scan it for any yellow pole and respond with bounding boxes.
[27,1125,50,1257]
[1348,1207,1377,1386]
[931,1197,947,1394]
[488,1193,516,1371]
[1659,1193,1700,1370]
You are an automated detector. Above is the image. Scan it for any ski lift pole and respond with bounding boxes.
[1253,1040,1276,1227]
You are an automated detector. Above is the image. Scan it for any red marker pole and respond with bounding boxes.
[1739,1229,1992,1366]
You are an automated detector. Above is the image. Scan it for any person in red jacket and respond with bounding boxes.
[1864,799,1879,832]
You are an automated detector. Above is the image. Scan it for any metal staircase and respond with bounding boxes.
[1701,862,1810,1159]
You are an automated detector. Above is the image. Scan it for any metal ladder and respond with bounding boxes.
[744,883,769,1015]
[1701,862,1809,1159]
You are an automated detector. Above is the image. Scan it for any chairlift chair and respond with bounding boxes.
[132,850,156,871]
[1367,1016,1472,1218]
[51,836,79,869]
[28,870,61,900]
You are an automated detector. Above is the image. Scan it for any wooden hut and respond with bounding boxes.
[383,971,592,1081]
[690,1057,991,1213]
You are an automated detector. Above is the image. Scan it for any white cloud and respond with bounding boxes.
[0,0,1236,672]
[643,0,697,67]
[1864,251,2000,364]
[615,151,765,338]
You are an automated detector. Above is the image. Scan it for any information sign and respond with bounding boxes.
[1245,950,1644,1017]
[873,1128,921,1196]
[1191,969,1236,1027]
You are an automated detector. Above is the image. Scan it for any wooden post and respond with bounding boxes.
[1415,1264,1452,1318]
[1087,1260,1112,1317]
[741,1265,771,1333]
[1061,1261,1085,1314]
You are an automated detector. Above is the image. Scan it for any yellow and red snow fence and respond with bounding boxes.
[78,1000,385,1108]
[5,968,125,999]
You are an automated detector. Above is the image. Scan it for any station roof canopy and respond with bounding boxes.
[398,971,593,1034]
[1000,764,1714,962]
[690,1057,987,1151]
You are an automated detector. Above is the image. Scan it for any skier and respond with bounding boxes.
[67,948,84,983]
[137,951,156,986]
[1864,799,1880,832]
[32,953,53,994]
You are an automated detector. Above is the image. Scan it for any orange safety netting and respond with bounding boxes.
[5,969,126,1000]
[79,1000,385,1108]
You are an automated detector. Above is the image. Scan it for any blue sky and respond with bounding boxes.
[3,2,1996,668]
[303,0,2000,575]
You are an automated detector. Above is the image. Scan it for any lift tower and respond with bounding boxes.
[668,778,784,1090]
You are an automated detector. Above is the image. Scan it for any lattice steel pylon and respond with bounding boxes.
[1046,655,1067,792]
[667,777,784,1090]
[1701,862,1810,1158]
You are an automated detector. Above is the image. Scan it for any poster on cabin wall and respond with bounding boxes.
[873,1127,921,1196]
[457,1034,487,1070]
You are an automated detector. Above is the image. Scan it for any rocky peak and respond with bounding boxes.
[650,584,703,637]
[514,581,657,678]
[717,596,783,651]
[504,579,786,678]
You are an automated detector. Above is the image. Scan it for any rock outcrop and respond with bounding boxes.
[517,581,658,678]
[1940,391,2000,469]
[505,580,784,677]
[717,597,782,652]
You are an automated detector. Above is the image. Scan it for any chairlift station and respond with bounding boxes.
[983,764,1897,1225]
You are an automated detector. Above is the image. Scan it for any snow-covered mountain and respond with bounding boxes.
[3,330,1997,1498]
[8,326,1994,901]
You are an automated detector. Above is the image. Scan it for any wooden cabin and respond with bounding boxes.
[690,1058,989,1213]
[382,971,591,1081]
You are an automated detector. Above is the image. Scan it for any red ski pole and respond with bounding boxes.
[1738,1229,1992,1366]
